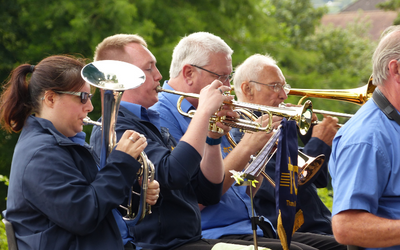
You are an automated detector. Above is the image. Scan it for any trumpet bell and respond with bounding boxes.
[297,151,325,186]
[81,60,146,90]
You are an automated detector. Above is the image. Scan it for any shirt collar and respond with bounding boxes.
[69,132,87,146]
[120,101,161,130]
[162,81,195,113]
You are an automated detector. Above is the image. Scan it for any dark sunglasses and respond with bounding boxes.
[55,91,93,104]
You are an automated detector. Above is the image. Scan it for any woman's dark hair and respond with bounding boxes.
[0,55,88,133]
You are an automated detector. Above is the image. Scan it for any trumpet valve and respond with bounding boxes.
[208,114,226,134]
[209,122,224,134]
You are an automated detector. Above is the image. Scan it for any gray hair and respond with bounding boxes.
[169,32,233,78]
[233,54,277,99]
[372,25,400,86]
[94,34,147,61]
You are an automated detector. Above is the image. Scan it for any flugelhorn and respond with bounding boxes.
[156,86,313,135]
[81,60,154,225]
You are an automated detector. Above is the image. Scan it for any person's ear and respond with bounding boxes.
[241,81,253,98]
[43,91,57,107]
[393,59,400,82]
[182,64,195,86]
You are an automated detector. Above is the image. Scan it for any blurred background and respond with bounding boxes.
[0,1,399,244]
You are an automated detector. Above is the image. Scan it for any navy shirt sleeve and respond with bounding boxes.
[22,145,139,235]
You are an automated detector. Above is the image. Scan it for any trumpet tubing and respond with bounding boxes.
[312,109,354,119]
[83,116,102,126]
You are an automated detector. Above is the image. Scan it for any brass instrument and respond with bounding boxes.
[227,112,325,187]
[258,150,324,187]
[289,76,375,118]
[81,60,154,225]
[156,86,314,135]
[83,116,101,126]
[230,76,375,119]
[156,85,323,185]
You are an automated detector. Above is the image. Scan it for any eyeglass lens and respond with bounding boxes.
[218,75,232,83]
[80,92,92,104]
[276,84,290,94]
[191,64,232,83]
[56,91,92,104]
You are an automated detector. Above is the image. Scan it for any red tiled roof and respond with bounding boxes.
[342,0,390,12]
[320,10,397,40]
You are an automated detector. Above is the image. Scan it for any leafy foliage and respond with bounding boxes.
[317,187,333,212]
[0,0,384,246]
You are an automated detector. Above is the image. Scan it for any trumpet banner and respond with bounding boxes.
[275,119,303,250]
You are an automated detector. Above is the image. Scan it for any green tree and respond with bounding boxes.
[0,0,376,234]
[268,0,328,47]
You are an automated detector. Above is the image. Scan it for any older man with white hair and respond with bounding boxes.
[330,25,400,249]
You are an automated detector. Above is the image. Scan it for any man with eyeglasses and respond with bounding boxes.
[151,32,343,249]
[90,33,240,250]
[232,53,344,247]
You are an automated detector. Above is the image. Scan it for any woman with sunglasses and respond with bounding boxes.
[0,55,159,250]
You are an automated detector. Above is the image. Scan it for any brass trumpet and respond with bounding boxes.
[289,76,375,118]
[259,150,325,187]
[81,60,154,225]
[226,113,325,187]
[230,76,375,120]
[156,86,313,135]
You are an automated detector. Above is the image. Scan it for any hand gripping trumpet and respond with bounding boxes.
[156,86,314,135]
[81,60,154,225]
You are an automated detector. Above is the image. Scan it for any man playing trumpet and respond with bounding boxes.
[152,32,343,249]
[233,53,342,245]
[89,34,245,250]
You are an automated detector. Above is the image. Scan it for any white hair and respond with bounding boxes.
[233,54,277,99]
[169,32,233,78]
[372,25,400,86]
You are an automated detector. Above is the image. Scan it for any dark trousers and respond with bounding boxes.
[174,236,314,250]
[173,233,346,250]
[124,242,135,250]
[291,232,347,250]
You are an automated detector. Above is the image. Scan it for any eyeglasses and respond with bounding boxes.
[249,80,291,94]
[190,64,233,83]
[55,91,93,104]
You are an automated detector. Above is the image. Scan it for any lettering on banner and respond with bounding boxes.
[279,157,298,195]
[223,146,234,154]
